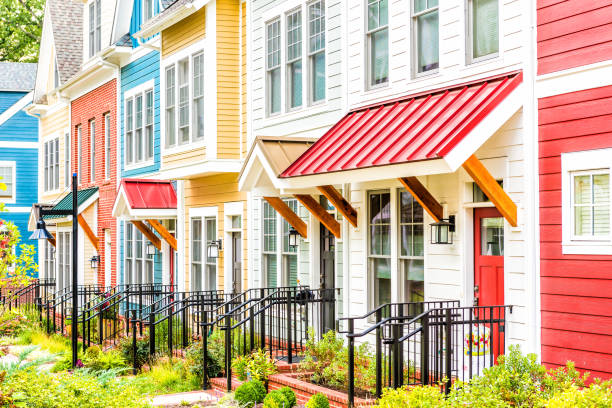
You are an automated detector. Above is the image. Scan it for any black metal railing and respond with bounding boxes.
[343,302,512,407]
[1,278,56,313]
[203,286,339,391]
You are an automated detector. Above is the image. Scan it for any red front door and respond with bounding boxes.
[474,207,504,307]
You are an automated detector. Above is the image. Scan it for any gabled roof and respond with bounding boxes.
[48,0,83,84]
[43,187,99,220]
[0,63,36,91]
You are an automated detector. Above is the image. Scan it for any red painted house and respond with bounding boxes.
[537,0,612,380]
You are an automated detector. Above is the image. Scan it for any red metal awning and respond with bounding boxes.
[119,179,177,209]
[281,71,522,178]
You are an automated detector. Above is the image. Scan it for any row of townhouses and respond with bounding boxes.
[1,0,608,379]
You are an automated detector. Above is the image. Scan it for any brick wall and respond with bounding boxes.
[71,79,118,287]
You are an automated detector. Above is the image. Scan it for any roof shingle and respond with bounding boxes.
[48,0,83,84]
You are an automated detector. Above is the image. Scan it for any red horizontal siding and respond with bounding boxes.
[537,0,612,74]
[538,85,612,379]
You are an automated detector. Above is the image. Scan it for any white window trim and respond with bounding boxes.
[262,0,329,121]
[188,206,218,291]
[365,0,390,89]
[104,113,111,180]
[87,0,101,58]
[161,39,209,157]
[561,148,612,255]
[43,134,61,194]
[307,0,327,106]
[124,79,156,170]
[465,0,500,65]
[0,161,16,204]
[411,0,439,78]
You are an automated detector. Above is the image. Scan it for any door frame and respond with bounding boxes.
[224,201,243,293]
[473,206,505,306]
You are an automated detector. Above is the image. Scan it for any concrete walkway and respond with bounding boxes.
[150,389,223,407]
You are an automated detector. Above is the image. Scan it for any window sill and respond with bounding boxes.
[562,241,612,255]
[125,160,155,172]
[261,102,331,127]
[163,141,206,156]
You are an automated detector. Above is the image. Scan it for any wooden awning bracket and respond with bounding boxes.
[48,233,56,248]
[398,177,444,222]
[462,154,518,227]
[77,214,99,249]
[132,220,162,251]
[263,197,308,238]
[294,194,341,239]
[147,219,178,251]
[317,185,358,228]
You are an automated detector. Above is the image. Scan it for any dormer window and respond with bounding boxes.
[89,0,101,57]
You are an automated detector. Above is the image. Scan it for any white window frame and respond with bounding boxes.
[397,188,425,303]
[561,148,612,254]
[266,18,282,117]
[56,230,72,290]
[161,44,207,153]
[188,206,218,292]
[411,0,439,77]
[466,0,500,65]
[43,136,60,193]
[366,0,389,88]
[104,113,111,179]
[88,0,101,58]
[77,125,82,184]
[143,0,154,23]
[0,162,16,203]
[64,132,71,188]
[90,119,96,182]
[124,222,154,285]
[124,80,155,169]
[307,0,326,105]
[285,8,303,111]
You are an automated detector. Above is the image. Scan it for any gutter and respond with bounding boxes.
[134,0,210,39]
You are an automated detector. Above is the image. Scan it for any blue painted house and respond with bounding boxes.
[0,62,39,272]
[111,0,168,287]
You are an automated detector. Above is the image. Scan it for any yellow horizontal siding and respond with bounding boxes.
[241,0,247,158]
[40,106,70,203]
[183,173,247,291]
[162,7,206,57]
[216,0,241,160]
[162,146,206,168]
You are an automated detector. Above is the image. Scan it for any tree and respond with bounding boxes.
[0,0,44,62]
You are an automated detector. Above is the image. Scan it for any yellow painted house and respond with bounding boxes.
[136,0,248,293]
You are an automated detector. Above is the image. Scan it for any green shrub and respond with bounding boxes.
[82,345,128,372]
[263,389,289,408]
[118,336,151,370]
[374,386,444,408]
[231,349,277,383]
[279,386,296,408]
[545,380,612,408]
[306,393,329,408]
[234,379,266,407]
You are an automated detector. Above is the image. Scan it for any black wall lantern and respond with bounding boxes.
[207,239,222,259]
[430,215,455,245]
[90,255,100,269]
[288,227,300,249]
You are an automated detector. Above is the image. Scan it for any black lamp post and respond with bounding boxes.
[30,173,79,368]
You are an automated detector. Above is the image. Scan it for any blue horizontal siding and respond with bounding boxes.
[129,0,160,47]
[3,212,39,277]
[120,50,161,178]
[0,91,37,143]
[0,148,38,207]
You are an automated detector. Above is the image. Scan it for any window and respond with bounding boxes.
[472,180,502,203]
[281,199,298,286]
[308,1,325,103]
[104,114,111,179]
[368,191,391,308]
[145,90,154,159]
[57,232,72,290]
[64,133,70,187]
[44,241,55,280]
[165,66,176,147]
[561,149,612,254]
[90,120,96,182]
[192,53,204,140]
[190,216,217,291]
[286,10,303,110]
[468,0,498,62]
[88,0,101,57]
[572,172,610,238]
[165,53,204,148]
[0,165,14,199]
[262,200,278,287]
[266,19,281,115]
[44,138,59,192]
[77,125,82,184]
[178,59,189,144]
[124,223,154,285]
[367,0,389,86]
[126,89,153,166]
[413,0,439,75]
[143,0,154,23]
[398,191,424,302]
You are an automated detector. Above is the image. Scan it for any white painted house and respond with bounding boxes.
[241,0,540,356]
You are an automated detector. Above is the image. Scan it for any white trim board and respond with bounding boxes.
[536,60,612,99]
[0,92,33,128]
[0,142,38,149]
